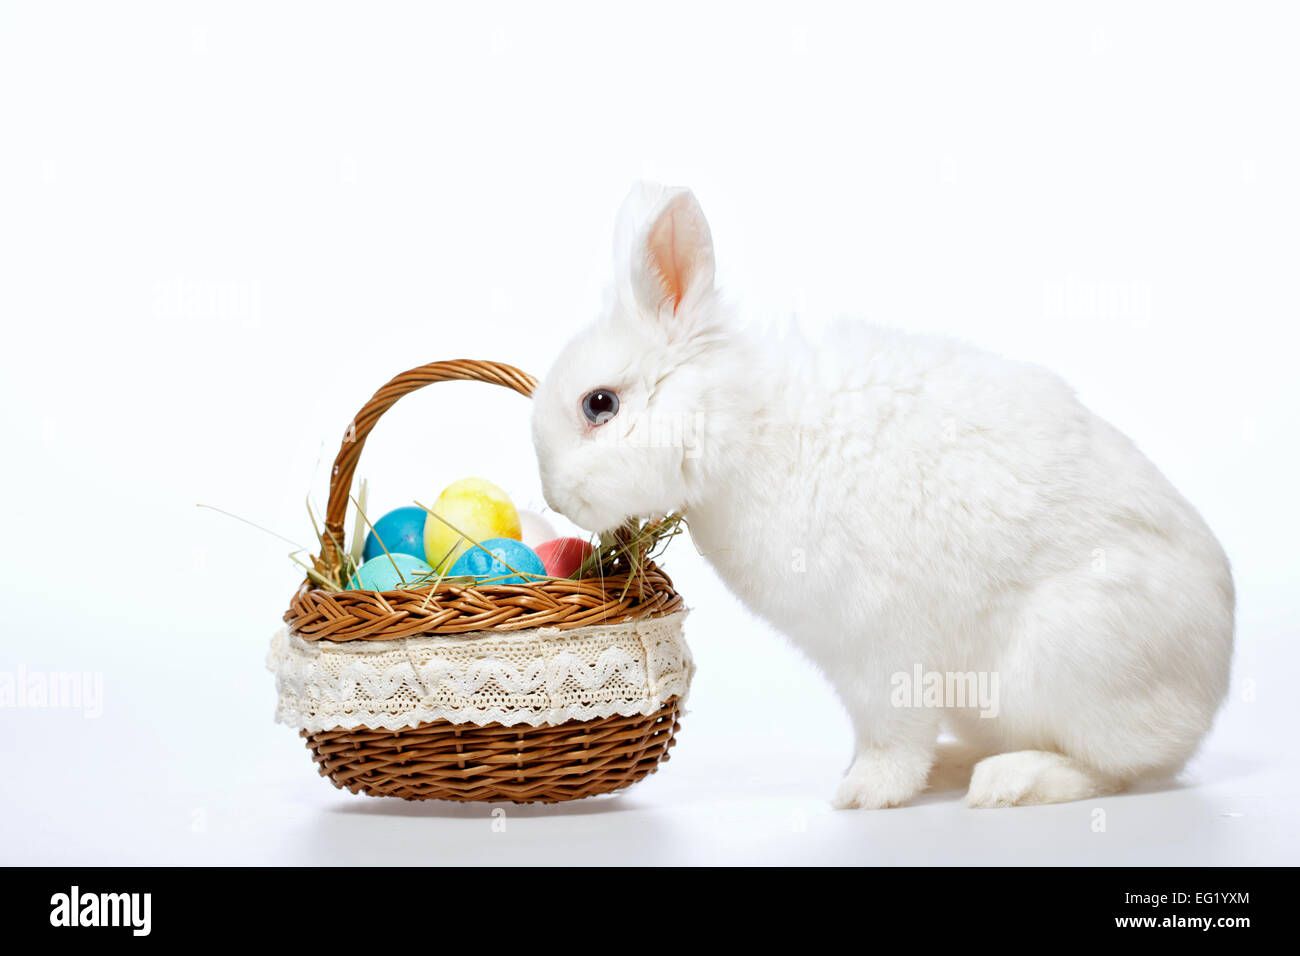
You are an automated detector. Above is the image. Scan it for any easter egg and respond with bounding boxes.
[447,537,546,585]
[348,552,433,591]
[362,506,428,562]
[535,537,594,578]
[517,508,558,549]
[423,478,521,572]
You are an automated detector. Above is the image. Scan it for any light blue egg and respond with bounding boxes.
[447,537,546,585]
[348,552,433,591]
[363,506,428,562]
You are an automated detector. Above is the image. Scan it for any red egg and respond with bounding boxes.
[535,537,594,578]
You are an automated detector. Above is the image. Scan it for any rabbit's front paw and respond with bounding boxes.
[832,749,931,810]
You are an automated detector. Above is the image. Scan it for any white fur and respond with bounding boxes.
[531,183,1235,808]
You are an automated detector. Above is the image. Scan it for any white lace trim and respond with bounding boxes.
[267,610,693,733]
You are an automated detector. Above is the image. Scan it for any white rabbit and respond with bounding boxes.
[530,183,1234,808]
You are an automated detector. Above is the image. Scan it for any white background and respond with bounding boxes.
[1,1,1296,865]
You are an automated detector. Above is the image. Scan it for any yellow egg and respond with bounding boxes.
[422,477,522,572]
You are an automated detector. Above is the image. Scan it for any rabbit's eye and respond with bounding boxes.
[581,388,619,426]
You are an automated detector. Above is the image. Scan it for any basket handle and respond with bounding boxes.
[317,359,538,577]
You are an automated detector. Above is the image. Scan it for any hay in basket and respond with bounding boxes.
[267,359,694,803]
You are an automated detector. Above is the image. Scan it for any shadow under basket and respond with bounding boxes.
[272,359,693,804]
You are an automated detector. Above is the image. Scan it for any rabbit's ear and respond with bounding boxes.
[621,185,715,320]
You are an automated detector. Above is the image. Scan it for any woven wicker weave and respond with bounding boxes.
[305,701,681,803]
[282,359,688,802]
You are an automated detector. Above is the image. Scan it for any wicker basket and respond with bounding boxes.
[270,359,693,803]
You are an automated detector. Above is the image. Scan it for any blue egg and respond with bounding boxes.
[363,506,429,562]
[348,552,433,591]
[447,537,546,585]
